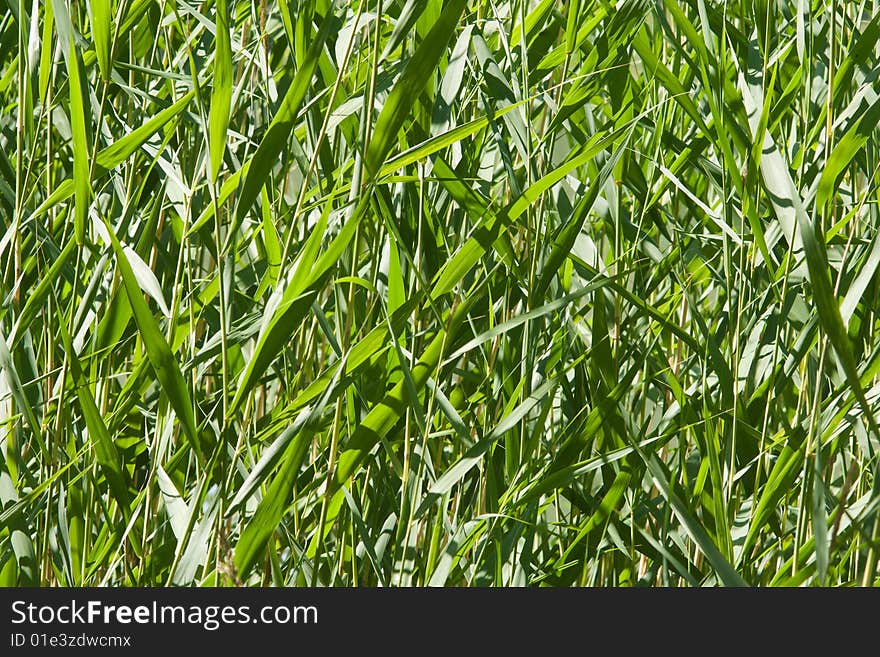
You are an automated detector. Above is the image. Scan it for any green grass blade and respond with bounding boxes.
[67,42,90,245]
[103,218,201,459]
[233,4,337,223]
[208,0,232,182]
[364,0,468,177]
[89,0,112,81]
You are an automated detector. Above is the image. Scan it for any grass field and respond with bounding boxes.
[2,0,880,586]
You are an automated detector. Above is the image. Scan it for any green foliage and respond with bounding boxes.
[2,0,880,587]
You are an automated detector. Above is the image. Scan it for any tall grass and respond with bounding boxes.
[2,0,880,586]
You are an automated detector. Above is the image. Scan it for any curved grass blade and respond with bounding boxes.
[67,41,90,245]
[208,0,232,183]
[234,360,345,577]
[233,3,337,223]
[32,90,195,218]
[364,0,468,178]
[103,218,201,460]
[816,97,880,210]
[89,0,112,81]
[307,296,477,557]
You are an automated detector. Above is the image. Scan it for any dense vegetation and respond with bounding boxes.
[2,0,880,586]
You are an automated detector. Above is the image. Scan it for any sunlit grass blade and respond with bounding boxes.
[67,41,90,245]
[103,218,201,459]
[208,0,232,183]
